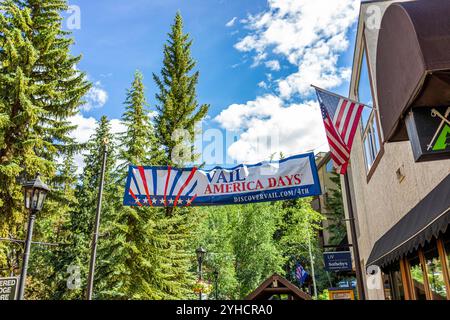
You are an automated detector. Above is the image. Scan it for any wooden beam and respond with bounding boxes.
[437,239,450,300]
[418,248,432,300]
[262,287,291,293]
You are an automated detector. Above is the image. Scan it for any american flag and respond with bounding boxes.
[315,87,365,175]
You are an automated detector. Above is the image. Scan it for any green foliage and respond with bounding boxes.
[318,289,330,300]
[153,12,209,165]
[0,0,90,282]
[0,7,329,302]
[195,200,325,299]
[119,71,163,169]
[325,171,346,245]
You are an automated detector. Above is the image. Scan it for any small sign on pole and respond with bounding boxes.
[323,251,353,272]
[0,277,19,300]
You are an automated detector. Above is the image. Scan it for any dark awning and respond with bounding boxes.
[367,174,450,267]
[376,0,450,142]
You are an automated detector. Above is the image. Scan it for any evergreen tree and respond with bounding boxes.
[0,0,90,277]
[325,172,346,245]
[119,71,162,168]
[26,151,79,299]
[55,116,116,299]
[96,73,172,299]
[151,12,210,298]
[153,12,209,165]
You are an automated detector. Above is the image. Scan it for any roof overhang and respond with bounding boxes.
[367,174,450,267]
[245,274,312,300]
[376,0,450,142]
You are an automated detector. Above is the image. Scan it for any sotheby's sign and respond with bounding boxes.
[123,152,321,207]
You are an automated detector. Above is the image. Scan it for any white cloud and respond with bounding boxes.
[265,60,281,71]
[225,17,237,27]
[68,114,126,174]
[82,81,109,111]
[110,119,127,136]
[257,81,268,89]
[69,114,98,144]
[215,95,328,163]
[235,0,359,98]
[218,0,358,163]
[68,114,97,173]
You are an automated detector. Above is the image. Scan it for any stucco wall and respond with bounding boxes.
[345,0,450,300]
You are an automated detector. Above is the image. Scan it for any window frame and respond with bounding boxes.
[398,239,450,300]
[437,238,450,299]
[355,31,384,182]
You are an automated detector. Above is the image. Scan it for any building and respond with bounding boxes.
[344,0,450,300]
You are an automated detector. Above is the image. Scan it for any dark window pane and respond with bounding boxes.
[383,261,405,300]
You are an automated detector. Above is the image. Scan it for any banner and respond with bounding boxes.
[123,152,321,207]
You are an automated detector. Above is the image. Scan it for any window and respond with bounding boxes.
[408,254,427,300]
[357,47,374,132]
[357,46,381,173]
[362,113,381,172]
[423,242,447,300]
[442,235,450,295]
[384,262,406,300]
[326,159,334,173]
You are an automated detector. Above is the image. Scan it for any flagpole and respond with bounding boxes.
[343,172,366,300]
[311,84,374,110]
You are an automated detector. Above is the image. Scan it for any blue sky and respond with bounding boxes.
[66,0,361,168]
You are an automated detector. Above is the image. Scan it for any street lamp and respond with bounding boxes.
[18,173,50,300]
[213,269,219,300]
[196,246,207,300]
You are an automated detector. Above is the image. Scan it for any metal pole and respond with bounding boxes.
[308,232,318,299]
[17,211,37,300]
[198,259,203,301]
[214,271,219,300]
[344,172,366,300]
[86,141,108,300]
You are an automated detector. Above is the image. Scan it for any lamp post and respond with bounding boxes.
[213,270,219,300]
[196,246,207,300]
[18,174,50,300]
[86,138,109,300]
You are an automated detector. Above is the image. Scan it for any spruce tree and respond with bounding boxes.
[96,72,171,299]
[26,151,79,299]
[58,116,117,300]
[0,0,90,277]
[325,172,346,245]
[119,71,162,168]
[152,12,210,299]
[153,12,209,165]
